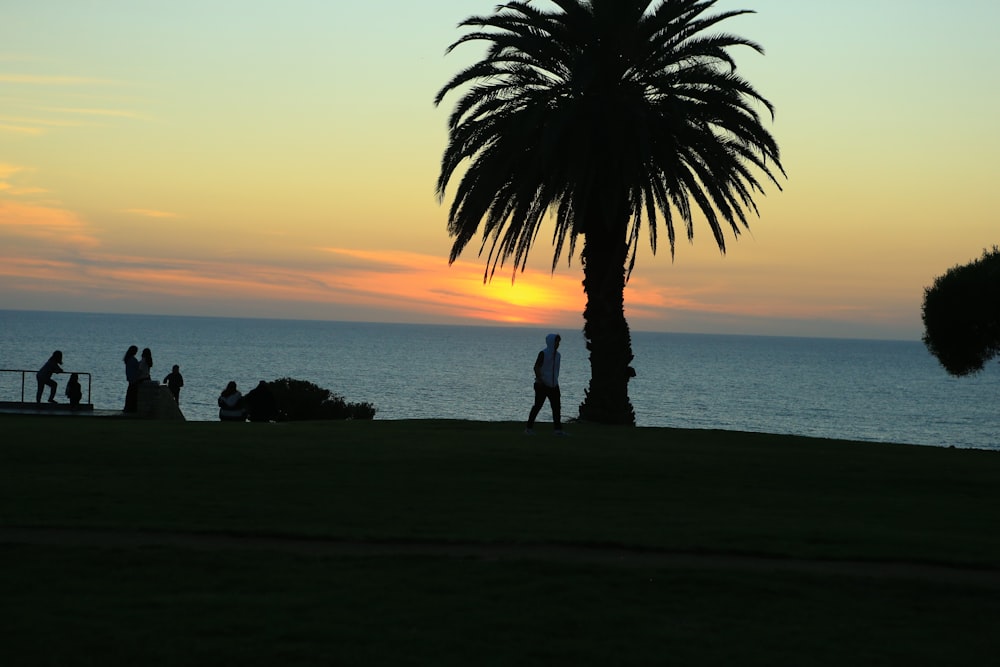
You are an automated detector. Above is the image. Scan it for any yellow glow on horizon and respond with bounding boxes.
[320,247,585,325]
[0,192,947,337]
[0,212,589,325]
[4,0,1000,340]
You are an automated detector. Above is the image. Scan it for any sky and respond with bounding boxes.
[2,0,999,341]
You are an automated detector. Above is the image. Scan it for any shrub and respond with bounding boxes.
[922,246,1000,376]
[266,378,376,421]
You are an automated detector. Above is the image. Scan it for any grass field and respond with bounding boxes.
[2,415,999,665]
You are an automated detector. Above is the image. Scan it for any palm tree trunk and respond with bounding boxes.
[578,218,636,426]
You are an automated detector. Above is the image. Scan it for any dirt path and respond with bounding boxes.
[4,526,1000,588]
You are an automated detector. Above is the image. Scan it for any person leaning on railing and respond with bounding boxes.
[36,350,63,404]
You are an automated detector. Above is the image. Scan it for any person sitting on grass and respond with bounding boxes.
[218,381,246,422]
[65,372,83,408]
[245,380,282,422]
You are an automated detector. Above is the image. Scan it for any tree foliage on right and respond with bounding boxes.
[922,246,1000,376]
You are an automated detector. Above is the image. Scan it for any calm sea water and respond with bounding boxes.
[1,310,997,450]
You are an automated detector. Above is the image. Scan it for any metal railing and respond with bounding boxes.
[0,369,92,405]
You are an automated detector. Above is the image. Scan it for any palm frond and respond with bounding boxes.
[437,0,784,281]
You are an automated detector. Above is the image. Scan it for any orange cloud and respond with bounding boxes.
[0,199,99,250]
[1,200,892,333]
[0,257,81,283]
[0,234,586,326]
[0,164,46,195]
[123,209,180,219]
[0,163,25,180]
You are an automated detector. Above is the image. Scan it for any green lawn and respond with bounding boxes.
[2,416,999,665]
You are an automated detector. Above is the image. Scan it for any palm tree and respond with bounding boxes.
[435,0,784,425]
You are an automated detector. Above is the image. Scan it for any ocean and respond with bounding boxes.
[1,310,997,451]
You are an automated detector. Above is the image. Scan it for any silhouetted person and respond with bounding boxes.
[245,380,281,422]
[218,381,246,422]
[138,347,153,383]
[66,372,83,408]
[123,345,140,413]
[163,364,184,403]
[36,350,63,403]
[526,333,567,435]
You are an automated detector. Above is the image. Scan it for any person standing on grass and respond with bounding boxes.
[526,333,567,436]
[163,364,184,403]
[123,345,140,413]
[35,350,63,403]
[137,347,153,383]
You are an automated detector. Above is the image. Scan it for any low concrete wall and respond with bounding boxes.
[137,383,186,421]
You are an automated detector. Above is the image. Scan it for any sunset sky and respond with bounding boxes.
[2,1,998,340]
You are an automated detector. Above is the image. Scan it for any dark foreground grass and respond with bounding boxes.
[2,416,999,665]
[5,545,998,667]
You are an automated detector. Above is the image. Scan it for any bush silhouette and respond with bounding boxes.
[922,246,1000,376]
[266,377,376,421]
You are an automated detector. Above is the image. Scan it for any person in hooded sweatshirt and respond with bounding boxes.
[526,333,567,435]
